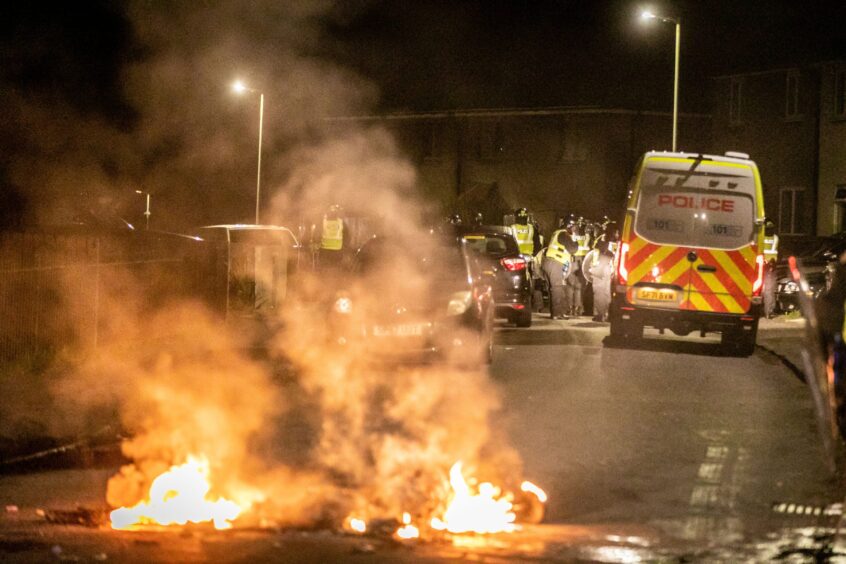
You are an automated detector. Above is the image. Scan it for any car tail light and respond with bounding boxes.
[500,257,527,271]
[752,254,765,295]
[616,242,630,284]
[788,255,800,283]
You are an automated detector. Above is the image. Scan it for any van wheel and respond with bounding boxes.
[515,310,532,328]
[722,328,756,357]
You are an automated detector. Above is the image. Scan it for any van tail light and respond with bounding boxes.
[616,242,630,284]
[752,254,765,295]
[501,257,527,271]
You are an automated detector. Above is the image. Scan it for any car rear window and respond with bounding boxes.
[634,158,757,250]
[462,233,518,257]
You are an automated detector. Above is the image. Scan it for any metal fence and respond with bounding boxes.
[0,231,218,361]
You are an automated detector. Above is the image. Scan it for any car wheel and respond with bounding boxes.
[515,309,532,328]
[610,318,642,341]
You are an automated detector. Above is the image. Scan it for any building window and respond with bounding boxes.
[558,123,587,162]
[729,78,743,124]
[778,187,806,235]
[477,122,507,160]
[785,71,800,118]
[835,69,846,118]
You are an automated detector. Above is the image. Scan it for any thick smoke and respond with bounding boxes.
[16,1,528,530]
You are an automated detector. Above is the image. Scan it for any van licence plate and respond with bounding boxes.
[636,288,678,302]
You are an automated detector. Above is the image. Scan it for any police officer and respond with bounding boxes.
[763,221,779,318]
[320,204,349,269]
[511,208,541,256]
[541,229,576,319]
[587,242,614,322]
[567,220,591,316]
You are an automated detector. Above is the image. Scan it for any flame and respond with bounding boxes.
[520,480,548,503]
[395,512,420,539]
[110,456,243,530]
[348,517,367,533]
[430,461,520,534]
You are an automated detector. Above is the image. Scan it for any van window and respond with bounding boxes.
[634,158,757,250]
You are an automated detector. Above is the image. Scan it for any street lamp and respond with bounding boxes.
[232,79,264,224]
[641,9,681,152]
[135,190,151,230]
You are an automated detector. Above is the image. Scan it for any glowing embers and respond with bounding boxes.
[110,456,243,530]
[347,517,367,533]
[430,461,546,535]
[396,512,420,539]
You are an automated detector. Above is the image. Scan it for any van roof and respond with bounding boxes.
[643,151,756,167]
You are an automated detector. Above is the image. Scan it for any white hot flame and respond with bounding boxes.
[110,456,243,530]
[348,517,367,533]
[396,512,420,539]
[430,461,518,534]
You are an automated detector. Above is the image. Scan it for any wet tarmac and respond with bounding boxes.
[0,315,843,562]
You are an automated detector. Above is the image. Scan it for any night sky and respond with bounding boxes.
[0,1,843,228]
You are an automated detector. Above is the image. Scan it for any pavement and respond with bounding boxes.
[1,312,844,562]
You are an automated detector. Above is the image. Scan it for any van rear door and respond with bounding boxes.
[631,156,762,314]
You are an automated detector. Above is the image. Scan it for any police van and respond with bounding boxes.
[609,151,766,355]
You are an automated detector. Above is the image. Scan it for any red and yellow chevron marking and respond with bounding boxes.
[623,234,758,314]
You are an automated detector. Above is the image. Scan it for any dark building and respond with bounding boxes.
[711,60,846,240]
[818,61,846,235]
[335,108,710,234]
[336,58,843,242]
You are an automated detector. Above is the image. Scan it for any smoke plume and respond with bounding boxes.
[3,1,529,531]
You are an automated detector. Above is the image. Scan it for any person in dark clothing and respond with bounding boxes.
[817,254,846,347]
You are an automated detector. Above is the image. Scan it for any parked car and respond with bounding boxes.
[455,225,533,327]
[327,234,495,366]
[774,236,845,312]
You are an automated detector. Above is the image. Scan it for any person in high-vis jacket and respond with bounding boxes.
[541,229,576,319]
[510,208,541,256]
[320,204,349,269]
[763,221,779,318]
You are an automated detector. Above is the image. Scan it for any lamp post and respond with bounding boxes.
[641,10,681,152]
[135,190,151,230]
[232,80,264,224]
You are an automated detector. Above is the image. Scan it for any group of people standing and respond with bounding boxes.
[511,210,618,322]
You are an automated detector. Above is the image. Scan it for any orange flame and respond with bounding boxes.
[430,461,538,534]
[109,456,243,530]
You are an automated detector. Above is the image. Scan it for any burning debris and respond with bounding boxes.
[431,461,522,535]
[110,456,245,530]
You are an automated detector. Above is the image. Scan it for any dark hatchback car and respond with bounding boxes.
[774,236,844,312]
[327,235,495,366]
[455,225,533,327]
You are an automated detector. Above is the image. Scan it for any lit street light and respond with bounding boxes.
[135,189,151,230]
[232,79,264,224]
[641,9,681,152]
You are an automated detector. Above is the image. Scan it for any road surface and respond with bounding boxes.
[0,315,843,562]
